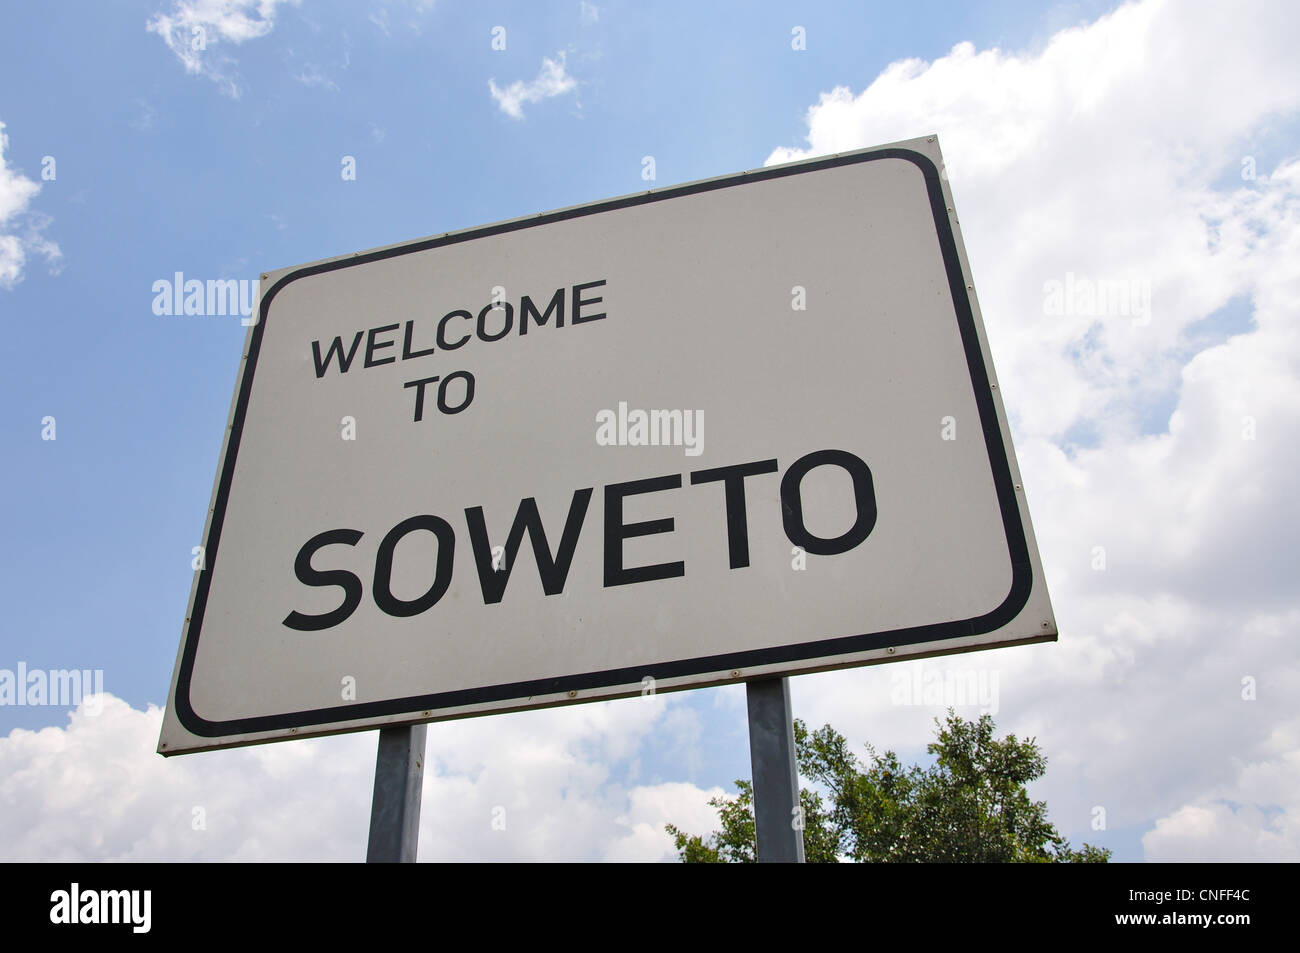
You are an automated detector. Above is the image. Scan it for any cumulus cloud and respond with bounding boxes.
[0,693,717,862]
[768,0,1300,860]
[1143,708,1300,860]
[146,0,299,97]
[489,52,578,120]
[0,122,60,290]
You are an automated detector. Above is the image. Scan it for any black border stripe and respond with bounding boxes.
[175,147,1033,738]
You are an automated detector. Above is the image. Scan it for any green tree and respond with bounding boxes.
[666,710,1110,863]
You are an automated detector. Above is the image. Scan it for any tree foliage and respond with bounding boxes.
[666,710,1110,863]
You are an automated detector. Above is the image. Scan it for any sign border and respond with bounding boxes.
[171,141,1038,740]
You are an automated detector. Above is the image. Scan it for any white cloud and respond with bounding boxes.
[0,122,60,290]
[146,0,299,97]
[1143,711,1300,860]
[293,63,338,91]
[0,696,370,861]
[129,98,159,132]
[603,782,727,862]
[0,693,717,862]
[489,52,578,120]
[0,128,37,225]
[767,0,1300,860]
[368,1,438,38]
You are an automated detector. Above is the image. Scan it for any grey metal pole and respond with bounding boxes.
[746,676,806,863]
[366,723,427,863]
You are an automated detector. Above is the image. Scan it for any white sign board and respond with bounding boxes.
[160,135,1055,755]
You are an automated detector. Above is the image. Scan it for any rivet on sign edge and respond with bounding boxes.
[568,690,577,698]
[730,670,740,677]
[1041,622,1051,629]
[887,647,896,654]
[927,137,935,142]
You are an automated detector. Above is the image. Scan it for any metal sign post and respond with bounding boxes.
[746,677,805,863]
[365,724,427,863]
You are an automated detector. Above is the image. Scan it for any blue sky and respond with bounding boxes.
[2,0,1298,863]
[0,0,1112,717]
[0,0,1077,746]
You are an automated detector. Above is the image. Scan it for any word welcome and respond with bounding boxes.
[309,278,608,424]
[282,449,876,630]
[596,402,704,456]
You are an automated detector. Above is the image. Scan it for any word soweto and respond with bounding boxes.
[308,278,608,422]
[283,449,877,631]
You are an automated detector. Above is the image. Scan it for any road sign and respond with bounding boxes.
[160,135,1056,755]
